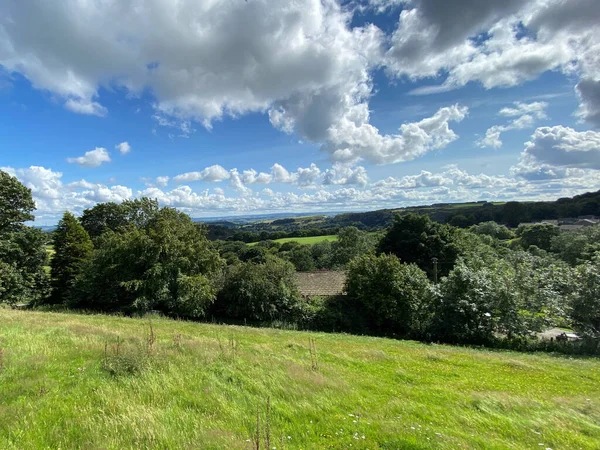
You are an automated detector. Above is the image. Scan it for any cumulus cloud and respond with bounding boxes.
[5,161,600,224]
[155,176,169,187]
[518,126,600,171]
[173,165,231,183]
[66,147,111,168]
[116,142,131,155]
[325,104,468,165]
[1,166,131,219]
[478,101,548,148]
[576,79,600,127]
[386,0,600,125]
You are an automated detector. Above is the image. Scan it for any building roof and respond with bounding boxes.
[574,219,598,226]
[559,224,585,231]
[294,271,347,297]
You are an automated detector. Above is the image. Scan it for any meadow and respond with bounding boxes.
[248,235,339,246]
[1,309,599,449]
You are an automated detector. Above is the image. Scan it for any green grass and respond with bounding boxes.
[1,309,599,449]
[248,235,338,246]
[43,245,54,275]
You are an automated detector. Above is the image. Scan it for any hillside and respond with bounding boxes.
[204,190,600,242]
[1,309,599,449]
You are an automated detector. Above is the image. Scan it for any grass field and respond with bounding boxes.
[1,309,599,449]
[248,235,338,246]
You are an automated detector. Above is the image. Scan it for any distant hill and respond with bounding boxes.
[202,190,600,241]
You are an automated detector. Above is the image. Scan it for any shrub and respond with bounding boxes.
[214,256,300,322]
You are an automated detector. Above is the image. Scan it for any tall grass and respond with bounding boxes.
[0,308,599,449]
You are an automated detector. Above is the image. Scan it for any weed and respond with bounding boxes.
[146,317,156,356]
[102,336,149,377]
[309,337,318,371]
[173,333,182,349]
[265,396,271,450]
[0,342,4,372]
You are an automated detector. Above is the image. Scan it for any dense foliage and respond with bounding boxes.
[1,171,599,354]
[50,212,93,303]
[0,171,48,305]
[378,214,461,278]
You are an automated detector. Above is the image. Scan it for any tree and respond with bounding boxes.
[470,221,514,240]
[517,224,559,251]
[214,256,300,322]
[502,201,528,227]
[345,253,434,336]
[378,214,460,278]
[570,254,600,336]
[284,245,316,272]
[71,207,223,318]
[0,170,36,232]
[428,253,568,345]
[331,226,377,267]
[50,212,93,303]
[80,198,160,239]
[0,171,48,305]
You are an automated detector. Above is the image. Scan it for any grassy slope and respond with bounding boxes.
[248,235,339,246]
[0,310,599,449]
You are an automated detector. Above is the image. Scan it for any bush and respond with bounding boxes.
[214,256,301,322]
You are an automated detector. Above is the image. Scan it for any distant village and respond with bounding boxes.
[519,215,600,231]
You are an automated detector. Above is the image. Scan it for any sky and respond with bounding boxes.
[1,0,600,225]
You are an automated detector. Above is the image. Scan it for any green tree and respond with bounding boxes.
[502,201,528,227]
[345,253,434,336]
[0,170,36,232]
[50,212,93,303]
[0,171,48,305]
[517,224,559,251]
[284,245,316,272]
[470,221,514,240]
[214,255,300,322]
[80,198,160,239]
[71,207,222,318]
[331,226,377,267]
[378,214,460,278]
[570,254,600,335]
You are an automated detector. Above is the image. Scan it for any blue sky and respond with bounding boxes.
[1,0,600,225]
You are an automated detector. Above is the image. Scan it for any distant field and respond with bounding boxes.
[248,235,338,246]
[1,309,599,449]
[43,245,54,274]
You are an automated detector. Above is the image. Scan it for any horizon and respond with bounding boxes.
[2,1,600,226]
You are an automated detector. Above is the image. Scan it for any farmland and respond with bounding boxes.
[248,235,338,246]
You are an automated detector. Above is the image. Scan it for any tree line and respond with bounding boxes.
[1,170,599,354]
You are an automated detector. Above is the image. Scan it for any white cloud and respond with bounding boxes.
[325,104,468,165]
[5,161,600,225]
[478,101,548,148]
[173,165,231,183]
[518,126,600,170]
[384,0,600,127]
[66,147,111,168]
[64,99,107,117]
[323,164,369,188]
[155,176,169,187]
[116,142,131,155]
